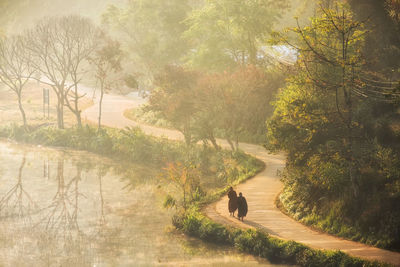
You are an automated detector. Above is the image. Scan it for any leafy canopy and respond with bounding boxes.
[184,0,288,70]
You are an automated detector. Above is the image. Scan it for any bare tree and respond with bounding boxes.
[89,34,122,130]
[25,17,70,129]
[64,16,101,128]
[25,16,99,129]
[0,35,35,127]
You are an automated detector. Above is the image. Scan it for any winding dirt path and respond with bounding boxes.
[82,91,400,266]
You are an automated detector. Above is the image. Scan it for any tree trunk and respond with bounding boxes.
[17,93,27,128]
[72,166,81,226]
[74,85,82,128]
[183,187,187,211]
[235,134,240,151]
[341,30,358,199]
[57,158,64,190]
[202,139,209,147]
[98,81,104,130]
[347,88,358,198]
[248,33,257,65]
[249,46,257,65]
[208,133,221,150]
[57,91,64,129]
[75,111,82,129]
[183,120,191,146]
[226,137,235,151]
[184,131,191,146]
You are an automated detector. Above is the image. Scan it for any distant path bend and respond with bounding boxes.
[82,90,400,266]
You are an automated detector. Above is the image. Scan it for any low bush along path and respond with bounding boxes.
[82,88,400,266]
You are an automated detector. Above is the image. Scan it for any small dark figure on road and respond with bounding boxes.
[237,192,248,221]
[228,187,238,217]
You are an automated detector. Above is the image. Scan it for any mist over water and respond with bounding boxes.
[0,141,286,266]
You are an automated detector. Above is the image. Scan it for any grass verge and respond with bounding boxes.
[174,208,391,267]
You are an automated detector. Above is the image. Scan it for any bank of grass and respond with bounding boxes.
[0,123,264,190]
[173,208,390,267]
[0,123,177,165]
[277,186,399,252]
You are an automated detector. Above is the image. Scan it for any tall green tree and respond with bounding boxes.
[184,0,287,70]
[267,2,400,248]
[269,2,368,197]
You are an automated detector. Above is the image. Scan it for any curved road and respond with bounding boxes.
[82,90,400,266]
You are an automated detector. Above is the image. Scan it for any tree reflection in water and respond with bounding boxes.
[0,143,279,266]
[36,155,111,266]
[0,154,38,221]
[37,157,85,235]
[98,167,106,227]
[0,151,112,266]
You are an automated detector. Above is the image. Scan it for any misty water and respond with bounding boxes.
[0,141,289,266]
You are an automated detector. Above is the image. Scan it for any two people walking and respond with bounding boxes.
[228,187,247,221]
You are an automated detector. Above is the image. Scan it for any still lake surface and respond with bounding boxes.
[0,141,290,266]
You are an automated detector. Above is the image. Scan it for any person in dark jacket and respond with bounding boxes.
[228,187,238,216]
[237,192,248,221]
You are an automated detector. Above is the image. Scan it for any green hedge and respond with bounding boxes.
[174,209,391,267]
[0,124,264,175]
[0,124,264,190]
[0,124,186,166]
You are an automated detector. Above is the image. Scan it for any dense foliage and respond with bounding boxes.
[146,65,285,148]
[348,0,400,73]
[184,0,287,70]
[268,3,400,250]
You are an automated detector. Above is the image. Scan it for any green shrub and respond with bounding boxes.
[182,212,203,236]
[199,220,230,244]
[0,124,185,166]
[175,210,390,267]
